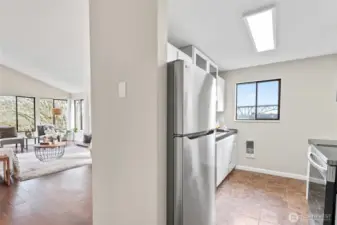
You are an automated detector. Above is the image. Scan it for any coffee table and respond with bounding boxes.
[34,142,66,162]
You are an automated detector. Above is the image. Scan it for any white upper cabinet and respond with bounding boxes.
[217,76,225,112]
[178,45,224,111]
[167,44,224,110]
[167,43,193,63]
[180,46,218,76]
[177,50,193,63]
[167,43,178,62]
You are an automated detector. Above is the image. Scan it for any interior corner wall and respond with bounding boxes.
[221,54,337,176]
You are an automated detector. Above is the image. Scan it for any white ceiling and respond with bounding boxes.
[0,0,336,92]
[0,0,90,93]
[168,0,337,70]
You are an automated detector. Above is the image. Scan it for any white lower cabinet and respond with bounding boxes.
[216,134,237,187]
[228,135,237,173]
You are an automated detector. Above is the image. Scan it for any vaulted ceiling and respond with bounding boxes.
[0,0,336,92]
[0,0,90,93]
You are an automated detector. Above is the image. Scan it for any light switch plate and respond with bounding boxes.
[118,82,126,98]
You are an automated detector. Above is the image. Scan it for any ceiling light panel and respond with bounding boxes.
[244,7,276,52]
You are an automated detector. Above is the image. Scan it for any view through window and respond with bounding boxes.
[39,99,54,125]
[0,96,16,128]
[54,99,68,130]
[236,79,281,120]
[0,96,36,131]
[39,99,68,130]
[17,97,35,131]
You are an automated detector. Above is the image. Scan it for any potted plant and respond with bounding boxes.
[72,127,78,141]
[25,127,34,138]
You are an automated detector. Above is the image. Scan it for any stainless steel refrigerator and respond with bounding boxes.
[167,60,217,225]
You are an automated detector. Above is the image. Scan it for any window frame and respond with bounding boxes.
[39,98,68,128]
[0,96,37,132]
[74,99,84,130]
[235,79,281,121]
[16,96,36,132]
[39,98,54,125]
[52,99,68,126]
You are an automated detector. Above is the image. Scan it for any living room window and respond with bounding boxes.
[39,99,54,125]
[0,96,36,132]
[74,99,84,130]
[39,98,68,130]
[53,99,68,130]
[0,96,17,128]
[236,79,281,120]
[17,96,36,132]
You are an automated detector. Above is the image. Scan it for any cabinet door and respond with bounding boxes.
[177,50,192,63]
[216,142,223,187]
[217,77,225,112]
[216,137,231,186]
[167,43,178,62]
[228,135,237,173]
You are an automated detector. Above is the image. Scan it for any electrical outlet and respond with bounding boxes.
[118,81,126,98]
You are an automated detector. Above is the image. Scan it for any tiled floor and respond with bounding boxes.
[0,165,307,225]
[0,165,92,225]
[217,170,308,225]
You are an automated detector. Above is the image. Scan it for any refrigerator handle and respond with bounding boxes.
[187,130,215,139]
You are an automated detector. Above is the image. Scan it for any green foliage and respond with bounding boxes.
[0,97,68,131]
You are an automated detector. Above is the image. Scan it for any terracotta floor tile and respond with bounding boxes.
[0,165,308,225]
[217,170,308,225]
[259,222,280,225]
[226,213,259,225]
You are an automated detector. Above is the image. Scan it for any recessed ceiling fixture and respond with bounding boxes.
[244,6,276,52]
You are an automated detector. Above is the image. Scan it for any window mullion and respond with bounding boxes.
[53,99,55,125]
[255,82,258,120]
[16,96,19,132]
[80,100,83,130]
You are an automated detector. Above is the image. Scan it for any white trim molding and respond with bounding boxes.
[236,165,307,180]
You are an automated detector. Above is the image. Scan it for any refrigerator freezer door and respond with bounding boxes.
[169,132,216,225]
[168,60,217,135]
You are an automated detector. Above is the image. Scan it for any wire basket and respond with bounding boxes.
[34,145,65,162]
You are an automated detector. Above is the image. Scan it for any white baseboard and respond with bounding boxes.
[236,165,307,181]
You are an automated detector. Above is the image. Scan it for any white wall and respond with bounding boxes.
[90,0,167,224]
[0,0,90,93]
[0,64,71,131]
[0,64,70,98]
[222,54,337,176]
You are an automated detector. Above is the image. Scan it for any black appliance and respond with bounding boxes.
[308,144,337,225]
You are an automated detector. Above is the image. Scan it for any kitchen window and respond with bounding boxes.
[236,79,281,120]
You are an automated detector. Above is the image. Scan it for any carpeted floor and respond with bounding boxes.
[17,145,92,181]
